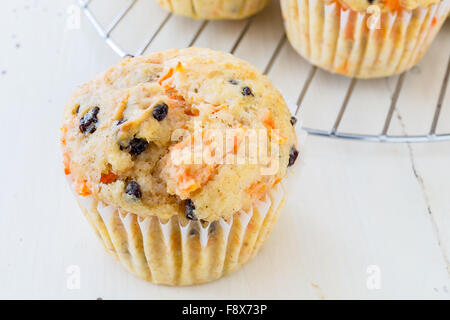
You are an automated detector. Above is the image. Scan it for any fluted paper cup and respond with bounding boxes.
[67,174,287,285]
[281,0,450,78]
[157,0,271,20]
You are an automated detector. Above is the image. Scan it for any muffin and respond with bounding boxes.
[61,48,298,285]
[281,0,450,78]
[156,0,271,19]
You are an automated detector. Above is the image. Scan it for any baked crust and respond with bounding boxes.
[61,48,297,222]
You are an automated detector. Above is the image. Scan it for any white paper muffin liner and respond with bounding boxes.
[281,0,450,78]
[66,174,286,285]
[157,0,271,20]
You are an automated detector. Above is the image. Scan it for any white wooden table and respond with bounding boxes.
[0,0,449,299]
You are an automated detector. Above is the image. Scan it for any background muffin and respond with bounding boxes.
[157,0,271,19]
[61,48,298,285]
[281,0,450,78]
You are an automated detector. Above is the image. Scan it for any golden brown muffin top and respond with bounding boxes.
[329,0,441,11]
[61,48,298,222]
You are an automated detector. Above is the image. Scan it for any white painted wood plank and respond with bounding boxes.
[339,77,398,135]
[144,15,204,53]
[109,0,169,55]
[87,0,132,31]
[288,137,450,299]
[194,19,249,52]
[435,26,450,135]
[268,39,311,114]
[232,0,285,71]
[268,42,311,114]
[301,70,353,131]
[0,0,449,300]
[435,68,450,135]
[389,22,450,136]
[405,142,450,277]
[0,0,118,299]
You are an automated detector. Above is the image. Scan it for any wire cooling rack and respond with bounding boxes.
[78,0,450,142]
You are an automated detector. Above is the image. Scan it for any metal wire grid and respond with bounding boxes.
[78,0,450,143]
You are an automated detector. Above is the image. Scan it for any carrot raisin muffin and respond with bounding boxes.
[281,0,450,78]
[61,48,298,285]
[157,0,271,19]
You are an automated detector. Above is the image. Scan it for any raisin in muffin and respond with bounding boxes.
[156,0,271,19]
[281,0,449,78]
[61,48,298,285]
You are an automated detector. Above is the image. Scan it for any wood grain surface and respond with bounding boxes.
[0,0,449,299]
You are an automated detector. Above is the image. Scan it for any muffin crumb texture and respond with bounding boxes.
[62,48,297,222]
[156,0,272,19]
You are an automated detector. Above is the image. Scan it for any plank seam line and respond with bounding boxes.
[188,21,209,47]
[396,110,450,277]
[407,143,450,277]
[230,18,253,54]
[264,33,286,75]
[295,66,317,116]
[105,0,138,36]
[381,73,406,137]
[136,13,173,56]
[331,78,357,134]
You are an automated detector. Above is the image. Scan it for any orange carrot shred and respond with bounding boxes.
[263,111,275,129]
[246,182,268,200]
[158,62,184,86]
[158,67,174,85]
[76,180,91,197]
[431,17,437,27]
[273,178,282,187]
[61,126,67,146]
[63,152,71,175]
[185,108,200,116]
[175,61,183,72]
[100,172,118,184]
[212,105,227,114]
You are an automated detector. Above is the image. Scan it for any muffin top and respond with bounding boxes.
[61,48,297,222]
[333,0,441,11]
[157,0,271,20]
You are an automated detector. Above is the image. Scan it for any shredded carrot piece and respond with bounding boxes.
[262,111,275,129]
[177,176,200,193]
[273,178,282,187]
[246,181,268,200]
[169,95,184,101]
[63,152,71,175]
[158,61,183,86]
[61,126,67,146]
[212,105,227,114]
[100,172,118,184]
[185,108,200,116]
[262,110,288,144]
[431,17,437,27]
[175,61,183,72]
[76,180,91,197]
[158,67,174,85]
[173,165,214,197]
[64,166,71,176]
